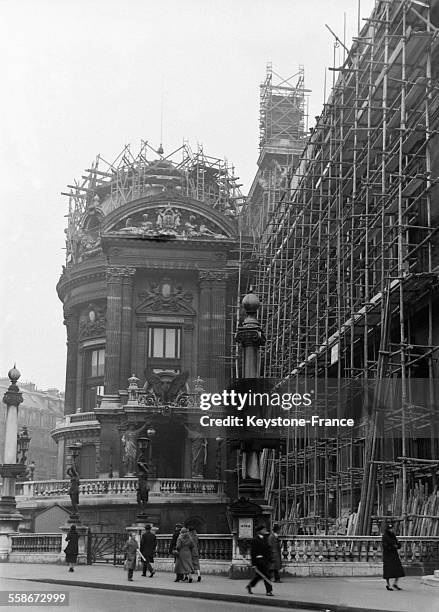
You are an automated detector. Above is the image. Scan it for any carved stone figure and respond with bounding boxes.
[121,423,149,475]
[184,425,207,477]
[157,204,181,232]
[67,465,80,516]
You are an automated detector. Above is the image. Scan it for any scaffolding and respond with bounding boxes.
[242,64,309,244]
[243,0,439,535]
[63,140,245,265]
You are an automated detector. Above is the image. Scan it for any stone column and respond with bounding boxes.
[198,271,212,385]
[235,292,265,485]
[0,367,25,561]
[63,307,79,415]
[209,272,227,389]
[119,268,136,389]
[104,267,124,393]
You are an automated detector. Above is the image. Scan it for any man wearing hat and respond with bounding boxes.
[140,524,156,578]
[246,524,273,596]
[169,523,183,582]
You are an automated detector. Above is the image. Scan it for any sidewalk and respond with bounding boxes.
[0,563,437,612]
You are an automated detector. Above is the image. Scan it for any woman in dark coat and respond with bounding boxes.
[175,527,194,582]
[64,525,79,572]
[382,523,405,590]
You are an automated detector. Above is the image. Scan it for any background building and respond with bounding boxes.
[0,380,64,481]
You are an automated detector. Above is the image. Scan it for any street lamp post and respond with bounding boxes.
[146,427,156,469]
[27,460,36,481]
[0,366,27,560]
[16,427,31,465]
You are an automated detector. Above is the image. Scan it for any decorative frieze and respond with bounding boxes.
[113,203,230,240]
[199,270,228,282]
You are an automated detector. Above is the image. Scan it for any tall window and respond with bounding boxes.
[147,327,181,371]
[83,347,105,412]
[91,348,105,377]
[148,327,181,359]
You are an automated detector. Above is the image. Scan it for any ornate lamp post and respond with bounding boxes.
[146,427,156,467]
[0,366,26,560]
[215,436,224,480]
[235,290,265,483]
[69,442,82,471]
[16,427,31,464]
[27,460,36,481]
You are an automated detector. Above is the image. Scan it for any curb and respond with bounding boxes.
[23,577,395,612]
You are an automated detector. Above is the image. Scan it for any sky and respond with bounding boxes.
[0,0,376,391]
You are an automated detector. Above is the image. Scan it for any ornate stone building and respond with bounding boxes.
[50,144,244,532]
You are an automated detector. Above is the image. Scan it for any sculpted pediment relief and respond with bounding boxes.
[136,278,195,315]
[111,203,231,240]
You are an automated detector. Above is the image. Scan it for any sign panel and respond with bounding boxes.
[238,517,254,539]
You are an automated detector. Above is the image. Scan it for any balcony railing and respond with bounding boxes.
[16,478,225,499]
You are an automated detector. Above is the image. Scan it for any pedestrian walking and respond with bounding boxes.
[64,525,79,572]
[123,532,139,582]
[175,527,194,582]
[188,526,202,582]
[140,524,156,577]
[169,523,183,582]
[246,525,273,596]
[382,522,405,591]
[267,524,282,582]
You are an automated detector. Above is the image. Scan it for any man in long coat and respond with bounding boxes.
[246,525,273,596]
[267,524,282,582]
[140,524,156,577]
[169,523,183,581]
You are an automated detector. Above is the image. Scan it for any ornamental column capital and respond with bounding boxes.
[106,266,136,282]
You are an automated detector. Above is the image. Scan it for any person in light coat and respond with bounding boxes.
[123,532,139,582]
[189,526,201,582]
[175,527,194,582]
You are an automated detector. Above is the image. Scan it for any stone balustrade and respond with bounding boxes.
[155,534,233,560]
[278,535,439,566]
[11,534,62,553]
[15,478,224,499]
[68,412,97,423]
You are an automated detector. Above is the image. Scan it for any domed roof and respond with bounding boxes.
[144,159,183,180]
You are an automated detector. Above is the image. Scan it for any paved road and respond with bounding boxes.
[0,578,301,612]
